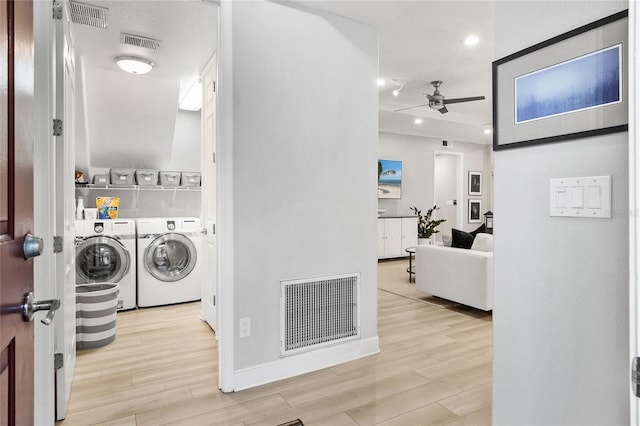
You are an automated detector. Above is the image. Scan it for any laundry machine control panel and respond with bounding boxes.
[166,220,176,231]
[94,223,104,233]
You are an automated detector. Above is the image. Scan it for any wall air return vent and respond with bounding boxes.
[69,1,108,29]
[120,33,162,51]
[280,273,360,356]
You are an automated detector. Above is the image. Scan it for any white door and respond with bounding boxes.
[434,151,463,238]
[401,217,417,251]
[200,53,217,333]
[53,2,76,419]
[377,219,385,258]
[384,218,402,257]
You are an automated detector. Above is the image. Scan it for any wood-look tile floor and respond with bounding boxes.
[59,259,492,425]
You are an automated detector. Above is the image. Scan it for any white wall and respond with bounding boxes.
[169,110,201,172]
[378,132,490,232]
[492,2,629,424]
[220,1,379,388]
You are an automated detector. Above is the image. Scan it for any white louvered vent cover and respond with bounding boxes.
[69,1,108,29]
[281,273,360,356]
[120,33,162,50]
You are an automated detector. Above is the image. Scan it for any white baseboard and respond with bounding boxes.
[233,336,380,391]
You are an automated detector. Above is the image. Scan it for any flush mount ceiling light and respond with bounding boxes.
[115,56,154,74]
[414,118,423,125]
[377,78,386,87]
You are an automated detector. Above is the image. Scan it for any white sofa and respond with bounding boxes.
[415,233,493,311]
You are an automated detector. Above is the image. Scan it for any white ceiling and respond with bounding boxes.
[72,0,217,170]
[72,0,493,171]
[299,0,494,143]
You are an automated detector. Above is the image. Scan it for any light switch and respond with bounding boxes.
[550,176,611,218]
[571,186,584,208]
[556,187,568,208]
[587,185,601,209]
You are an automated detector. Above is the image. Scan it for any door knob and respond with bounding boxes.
[23,233,44,260]
[21,292,60,324]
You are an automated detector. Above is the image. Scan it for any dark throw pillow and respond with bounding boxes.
[470,223,487,237]
[451,228,475,249]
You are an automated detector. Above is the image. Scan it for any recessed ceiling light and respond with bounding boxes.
[414,118,423,125]
[484,128,492,135]
[377,78,386,87]
[393,89,400,96]
[115,56,154,74]
[464,35,480,46]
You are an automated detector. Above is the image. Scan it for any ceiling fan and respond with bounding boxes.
[394,80,485,114]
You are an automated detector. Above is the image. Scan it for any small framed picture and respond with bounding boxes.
[468,171,482,196]
[468,199,482,224]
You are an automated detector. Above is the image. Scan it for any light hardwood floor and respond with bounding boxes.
[59,259,492,425]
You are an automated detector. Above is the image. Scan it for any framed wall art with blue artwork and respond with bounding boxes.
[492,10,628,151]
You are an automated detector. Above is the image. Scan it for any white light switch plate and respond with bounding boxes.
[549,176,611,218]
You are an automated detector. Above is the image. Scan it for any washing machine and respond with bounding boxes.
[75,219,137,310]
[136,217,202,307]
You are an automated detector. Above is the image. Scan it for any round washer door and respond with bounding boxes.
[144,233,197,282]
[76,236,130,284]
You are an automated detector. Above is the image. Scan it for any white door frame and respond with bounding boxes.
[433,150,464,231]
[629,2,639,423]
[217,0,234,392]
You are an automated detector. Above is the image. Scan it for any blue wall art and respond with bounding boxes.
[515,44,621,124]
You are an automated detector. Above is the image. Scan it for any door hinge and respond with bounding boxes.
[212,224,215,235]
[213,295,216,306]
[52,0,62,20]
[53,119,62,137]
[213,81,216,93]
[54,353,63,369]
[53,236,63,253]
[212,152,216,164]
[633,357,640,398]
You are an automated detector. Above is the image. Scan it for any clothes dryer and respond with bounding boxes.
[75,219,137,310]
[136,217,202,307]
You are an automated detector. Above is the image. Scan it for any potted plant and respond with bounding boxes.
[410,205,446,245]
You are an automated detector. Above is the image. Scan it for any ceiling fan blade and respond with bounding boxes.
[425,94,436,102]
[393,103,430,112]
[443,96,486,105]
[438,106,448,114]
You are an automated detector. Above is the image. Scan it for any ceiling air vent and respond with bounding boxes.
[69,1,108,29]
[120,33,161,51]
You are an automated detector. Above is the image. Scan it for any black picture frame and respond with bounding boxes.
[493,10,628,151]
[468,171,482,196]
[468,199,482,224]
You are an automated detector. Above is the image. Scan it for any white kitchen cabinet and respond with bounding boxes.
[378,216,417,259]
[401,217,418,252]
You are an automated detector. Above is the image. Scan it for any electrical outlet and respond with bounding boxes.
[239,317,251,338]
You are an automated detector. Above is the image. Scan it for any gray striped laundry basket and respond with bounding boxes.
[76,283,119,350]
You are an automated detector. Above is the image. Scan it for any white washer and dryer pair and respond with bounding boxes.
[75,219,137,310]
[135,217,203,307]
